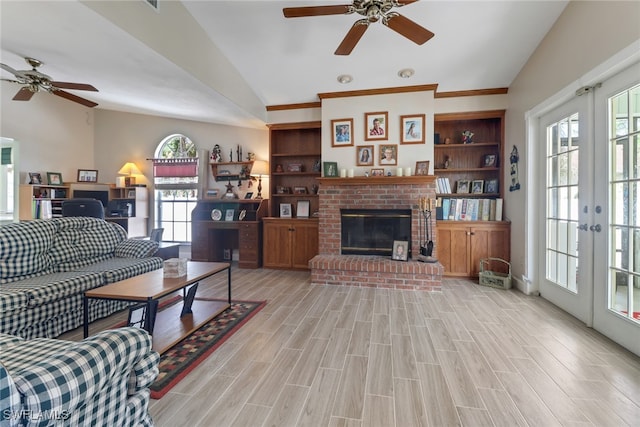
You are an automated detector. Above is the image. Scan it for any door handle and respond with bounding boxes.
[589,224,601,232]
[578,223,588,231]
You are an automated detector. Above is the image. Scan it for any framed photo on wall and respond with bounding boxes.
[77,169,98,183]
[331,118,354,147]
[379,144,398,166]
[356,145,374,166]
[365,111,388,141]
[400,114,425,144]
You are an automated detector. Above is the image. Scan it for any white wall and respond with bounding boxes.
[505,0,640,290]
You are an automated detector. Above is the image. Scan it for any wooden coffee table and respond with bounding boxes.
[84,261,231,354]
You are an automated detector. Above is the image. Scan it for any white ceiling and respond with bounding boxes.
[0,0,568,129]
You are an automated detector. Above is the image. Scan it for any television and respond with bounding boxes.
[72,190,109,208]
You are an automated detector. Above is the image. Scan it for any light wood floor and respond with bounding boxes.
[62,267,640,427]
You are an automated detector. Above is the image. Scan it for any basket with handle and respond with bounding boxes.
[478,257,512,289]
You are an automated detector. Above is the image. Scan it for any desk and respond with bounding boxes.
[190,199,268,269]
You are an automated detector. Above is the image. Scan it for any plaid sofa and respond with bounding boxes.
[0,327,159,426]
[0,218,163,339]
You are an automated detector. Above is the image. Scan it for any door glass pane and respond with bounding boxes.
[545,112,580,293]
[608,83,640,323]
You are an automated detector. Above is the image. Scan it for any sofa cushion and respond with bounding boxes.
[0,362,21,427]
[0,290,30,315]
[1,271,104,306]
[73,257,163,283]
[115,239,159,258]
[0,220,56,283]
[48,217,127,265]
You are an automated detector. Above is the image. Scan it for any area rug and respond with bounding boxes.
[149,298,266,399]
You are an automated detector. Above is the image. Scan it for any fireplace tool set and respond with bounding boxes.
[417,197,438,263]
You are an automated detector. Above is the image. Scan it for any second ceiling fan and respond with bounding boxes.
[283,0,434,55]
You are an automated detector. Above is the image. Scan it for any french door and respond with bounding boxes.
[537,62,640,355]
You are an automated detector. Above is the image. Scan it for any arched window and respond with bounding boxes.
[153,134,198,242]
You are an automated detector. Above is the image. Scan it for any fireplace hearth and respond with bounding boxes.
[341,208,411,256]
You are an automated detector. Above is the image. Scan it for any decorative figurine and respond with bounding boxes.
[229,149,233,162]
[444,156,451,169]
[462,130,474,144]
[246,152,256,161]
[510,145,521,191]
[211,144,222,162]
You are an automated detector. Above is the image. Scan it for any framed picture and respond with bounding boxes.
[485,178,499,194]
[244,192,254,199]
[370,168,384,177]
[400,114,425,144]
[356,145,374,166]
[205,189,219,199]
[127,190,136,198]
[28,172,42,185]
[323,161,338,177]
[456,180,470,193]
[296,200,310,218]
[280,203,292,218]
[293,186,308,194]
[392,240,409,261]
[287,163,303,172]
[225,209,235,221]
[415,160,430,176]
[331,118,354,147]
[379,144,398,166]
[277,185,290,194]
[46,172,62,185]
[483,154,497,167]
[365,111,388,141]
[471,180,484,194]
[77,169,98,183]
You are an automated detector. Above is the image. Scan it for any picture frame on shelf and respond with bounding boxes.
[280,203,292,218]
[287,163,303,172]
[225,209,235,221]
[331,118,354,147]
[392,240,409,261]
[77,169,98,183]
[471,180,484,194]
[293,186,308,194]
[379,144,398,166]
[296,200,310,218]
[483,154,497,167]
[244,192,254,199]
[365,111,388,141]
[456,180,470,193]
[414,161,430,176]
[323,161,338,177]
[127,189,136,198]
[46,172,63,185]
[356,145,374,166]
[400,114,425,144]
[370,168,384,177]
[204,189,219,199]
[277,186,290,194]
[28,172,42,185]
[485,178,499,194]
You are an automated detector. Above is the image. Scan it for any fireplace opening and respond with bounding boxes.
[341,208,411,256]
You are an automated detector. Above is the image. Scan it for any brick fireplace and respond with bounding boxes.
[309,176,443,291]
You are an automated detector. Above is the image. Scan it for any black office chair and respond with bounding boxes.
[149,228,164,242]
[61,198,105,219]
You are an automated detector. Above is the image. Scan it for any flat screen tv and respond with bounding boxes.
[73,190,109,207]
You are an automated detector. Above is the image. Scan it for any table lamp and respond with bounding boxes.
[117,162,142,187]
[251,160,269,199]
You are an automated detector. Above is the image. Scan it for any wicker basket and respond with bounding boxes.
[478,258,512,290]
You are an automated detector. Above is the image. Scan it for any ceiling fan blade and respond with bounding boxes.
[51,81,98,92]
[384,13,434,45]
[396,0,419,5]
[52,89,98,108]
[13,87,35,101]
[335,21,369,55]
[284,5,352,18]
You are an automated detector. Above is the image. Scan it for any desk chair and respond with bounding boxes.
[62,199,105,219]
[149,228,164,242]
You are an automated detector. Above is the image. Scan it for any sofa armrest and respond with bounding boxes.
[114,239,159,258]
[10,328,157,421]
[129,348,160,394]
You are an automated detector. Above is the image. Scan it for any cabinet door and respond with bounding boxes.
[470,224,511,276]
[436,223,471,276]
[263,222,293,268]
[291,221,318,269]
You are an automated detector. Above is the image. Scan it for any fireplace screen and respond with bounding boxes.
[341,208,411,256]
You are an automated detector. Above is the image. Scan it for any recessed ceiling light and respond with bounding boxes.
[337,74,353,84]
[398,68,414,78]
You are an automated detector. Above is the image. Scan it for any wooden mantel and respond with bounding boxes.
[317,175,436,186]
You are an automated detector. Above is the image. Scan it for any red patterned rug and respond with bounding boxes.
[150,298,265,399]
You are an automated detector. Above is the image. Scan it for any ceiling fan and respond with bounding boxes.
[283,0,434,55]
[0,57,99,107]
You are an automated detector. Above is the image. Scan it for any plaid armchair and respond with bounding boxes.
[0,328,159,427]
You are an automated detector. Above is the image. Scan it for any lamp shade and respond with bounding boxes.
[117,162,142,176]
[251,160,269,176]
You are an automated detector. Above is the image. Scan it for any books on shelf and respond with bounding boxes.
[436,177,452,194]
[436,197,503,221]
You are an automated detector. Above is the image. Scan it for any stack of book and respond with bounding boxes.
[436,198,503,221]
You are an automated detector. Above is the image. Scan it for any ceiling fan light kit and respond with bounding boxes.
[337,74,353,84]
[0,57,99,107]
[283,0,434,56]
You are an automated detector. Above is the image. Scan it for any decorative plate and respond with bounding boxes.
[238,209,246,221]
[211,209,222,221]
